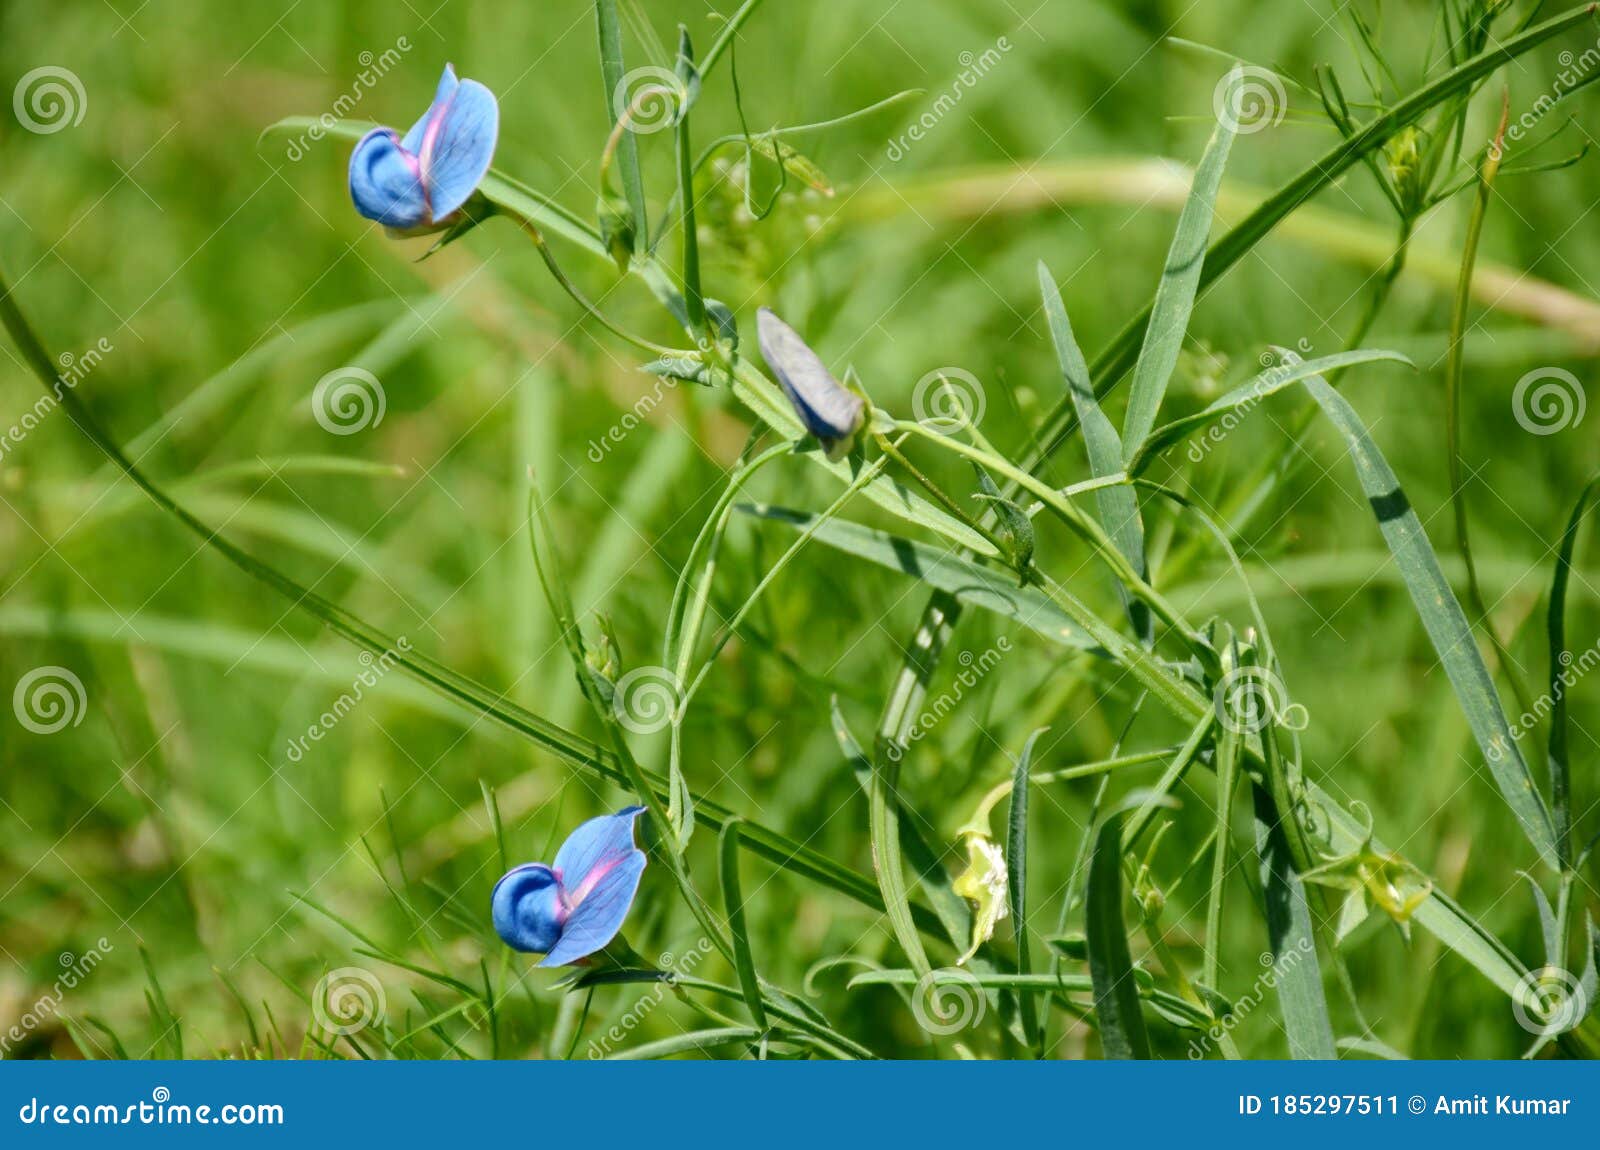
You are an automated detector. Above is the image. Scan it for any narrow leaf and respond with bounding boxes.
[1039,262,1149,640]
[1120,66,1239,460]
[1086,812,1151,1059]
[1302,372,1559,867]
[1009,729,1046,1049]
[718,819,768,1031]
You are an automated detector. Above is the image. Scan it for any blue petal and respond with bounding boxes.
[540,807,647,967]
[756,308,865,447]
[540,849,646,967]
[401,64,460,154]
[348,128,429,229]
[418,75,498,220]
[491,863,565,954]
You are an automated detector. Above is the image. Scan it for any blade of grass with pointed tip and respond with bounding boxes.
[1547,475,1600,869]
[1301,373,1559,867]
[1023,5,1597,474]
[1086,812,1150,1059]
[596,0,648,246]
[1128,348,1413,473]
[1119,67,1238,461]
[1040,262,1149,641]
[718,819,768,1031]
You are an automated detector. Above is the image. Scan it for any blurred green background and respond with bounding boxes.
[2,0,1598,1059]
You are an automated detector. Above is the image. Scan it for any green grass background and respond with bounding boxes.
[1,0,1597,1058]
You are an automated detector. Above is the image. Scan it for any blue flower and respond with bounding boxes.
[349,64,499,233]
[491,806,647,966]
[756,308,867,460]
